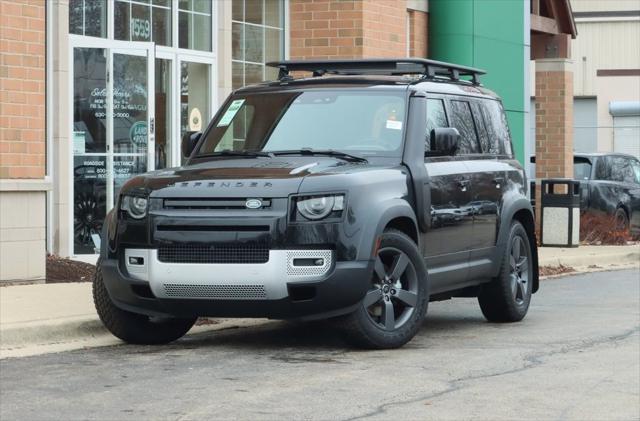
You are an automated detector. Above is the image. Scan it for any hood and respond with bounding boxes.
[122,156,365,198]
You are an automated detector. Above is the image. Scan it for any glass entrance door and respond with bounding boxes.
[72,41,154,254]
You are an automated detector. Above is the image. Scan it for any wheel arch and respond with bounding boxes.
[498,199,539,293]
[359,200,419,260]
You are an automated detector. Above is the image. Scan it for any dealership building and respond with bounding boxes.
[1,0,637,283]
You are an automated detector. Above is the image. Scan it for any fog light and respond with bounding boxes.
[129,256,144,265]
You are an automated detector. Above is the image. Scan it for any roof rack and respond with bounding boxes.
[266,58,486,85]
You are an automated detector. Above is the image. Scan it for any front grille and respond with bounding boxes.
[163,283,267,299]
[157,244,269,264]
[162,198,271,210]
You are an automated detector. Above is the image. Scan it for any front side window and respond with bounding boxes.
[449,100,480,154]
[197,90,407,157]
[573,157,592,180]
[425,98,448,151]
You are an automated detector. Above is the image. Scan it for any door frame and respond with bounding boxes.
[68,35,155,255]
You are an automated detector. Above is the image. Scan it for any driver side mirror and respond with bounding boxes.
[428,127,460,156]
[181,131,202,159]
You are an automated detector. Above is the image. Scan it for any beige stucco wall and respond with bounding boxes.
[595,75,640,152]
[572,20,640,96]
[0,187,48,282]
[570,0,640,13]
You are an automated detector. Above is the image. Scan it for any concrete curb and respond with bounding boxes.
[0,317,270,359]
[539,245,640,269]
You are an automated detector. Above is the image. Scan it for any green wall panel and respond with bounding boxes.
[429,0,527,164]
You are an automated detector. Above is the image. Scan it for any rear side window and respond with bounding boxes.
[594,157,609,180]
[449,100,480,154]
[425,98,448,151]
[478,100,512,156]
[609,157,638,184]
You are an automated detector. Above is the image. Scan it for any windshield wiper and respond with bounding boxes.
[197,150,274,159]
[270,148,368,163]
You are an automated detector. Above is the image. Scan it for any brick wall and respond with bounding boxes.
[0,0,46,179]
[408,10,428,58]
[535,69,574,179]
[290,0,423,60]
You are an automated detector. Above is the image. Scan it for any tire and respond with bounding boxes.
[340,229,429,349]
[478,221,533,322]
[614,208,630,233]
[93,259,196,345]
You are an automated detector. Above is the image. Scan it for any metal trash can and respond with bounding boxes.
[540,179,581,247]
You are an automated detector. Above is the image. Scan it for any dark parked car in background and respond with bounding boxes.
[574,153,640,236]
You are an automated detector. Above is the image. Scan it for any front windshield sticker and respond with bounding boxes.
[216,99,245,127]
[386,120,402,130]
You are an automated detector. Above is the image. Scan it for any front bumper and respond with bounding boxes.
[101,250,372,320]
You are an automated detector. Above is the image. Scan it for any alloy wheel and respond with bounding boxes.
[364,247,419,330]
[509,235,530,305]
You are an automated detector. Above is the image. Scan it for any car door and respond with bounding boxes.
[464,99,510,279]
[422,96,474,292]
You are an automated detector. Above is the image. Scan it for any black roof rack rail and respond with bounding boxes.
[266,58,486,85]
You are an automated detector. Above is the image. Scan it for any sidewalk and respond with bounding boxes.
[1,245,638,358]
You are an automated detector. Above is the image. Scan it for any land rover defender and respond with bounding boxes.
[94,59,539,349]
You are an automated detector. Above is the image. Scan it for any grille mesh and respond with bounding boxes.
[157,244,269,264]
[163,283,266,299]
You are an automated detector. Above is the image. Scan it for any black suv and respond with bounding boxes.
[94,59,539,349]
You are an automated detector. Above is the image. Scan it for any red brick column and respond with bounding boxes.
[408,9,428,58]
[289,0,411,60]
[0,0,46,179]
[534,59,574,231]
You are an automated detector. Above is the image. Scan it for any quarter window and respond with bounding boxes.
[425,99,448,150]
[449,100,480,154]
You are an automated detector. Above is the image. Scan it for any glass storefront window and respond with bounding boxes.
[69,0,108,38]
[180,62,209,163]
[73,48,107,254]
[232,0,285,89]
[155,59,172,170]
[178,0,212,51]
[114,0,172,46]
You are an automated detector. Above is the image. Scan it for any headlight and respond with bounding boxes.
[295,194,345,221]
[120,195,148,219]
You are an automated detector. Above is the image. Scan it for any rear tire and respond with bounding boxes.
[93,259,196,344]
[478,221,533,322]
[340,229,429,349]
[614,208,630,233]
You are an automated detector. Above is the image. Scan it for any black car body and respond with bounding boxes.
[575,153,640,235]
[95,59,539,348]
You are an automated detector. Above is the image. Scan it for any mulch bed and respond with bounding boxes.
[539,264,575,277]
[46,255,96,283]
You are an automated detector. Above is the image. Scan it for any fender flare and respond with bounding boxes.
[497,197,539,293]
[359,199,419,260]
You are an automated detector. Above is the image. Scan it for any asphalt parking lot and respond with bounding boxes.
[1,269,638,420]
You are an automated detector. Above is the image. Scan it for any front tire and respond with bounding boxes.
[93,259,196,344]
[341,229,429,349]
[478,221,533,322]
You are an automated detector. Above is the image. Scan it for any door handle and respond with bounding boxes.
[493,177,504,189]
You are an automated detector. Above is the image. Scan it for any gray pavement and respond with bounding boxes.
[1,269,639,421]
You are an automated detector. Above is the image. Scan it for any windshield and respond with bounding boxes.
[196,90,407,158]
